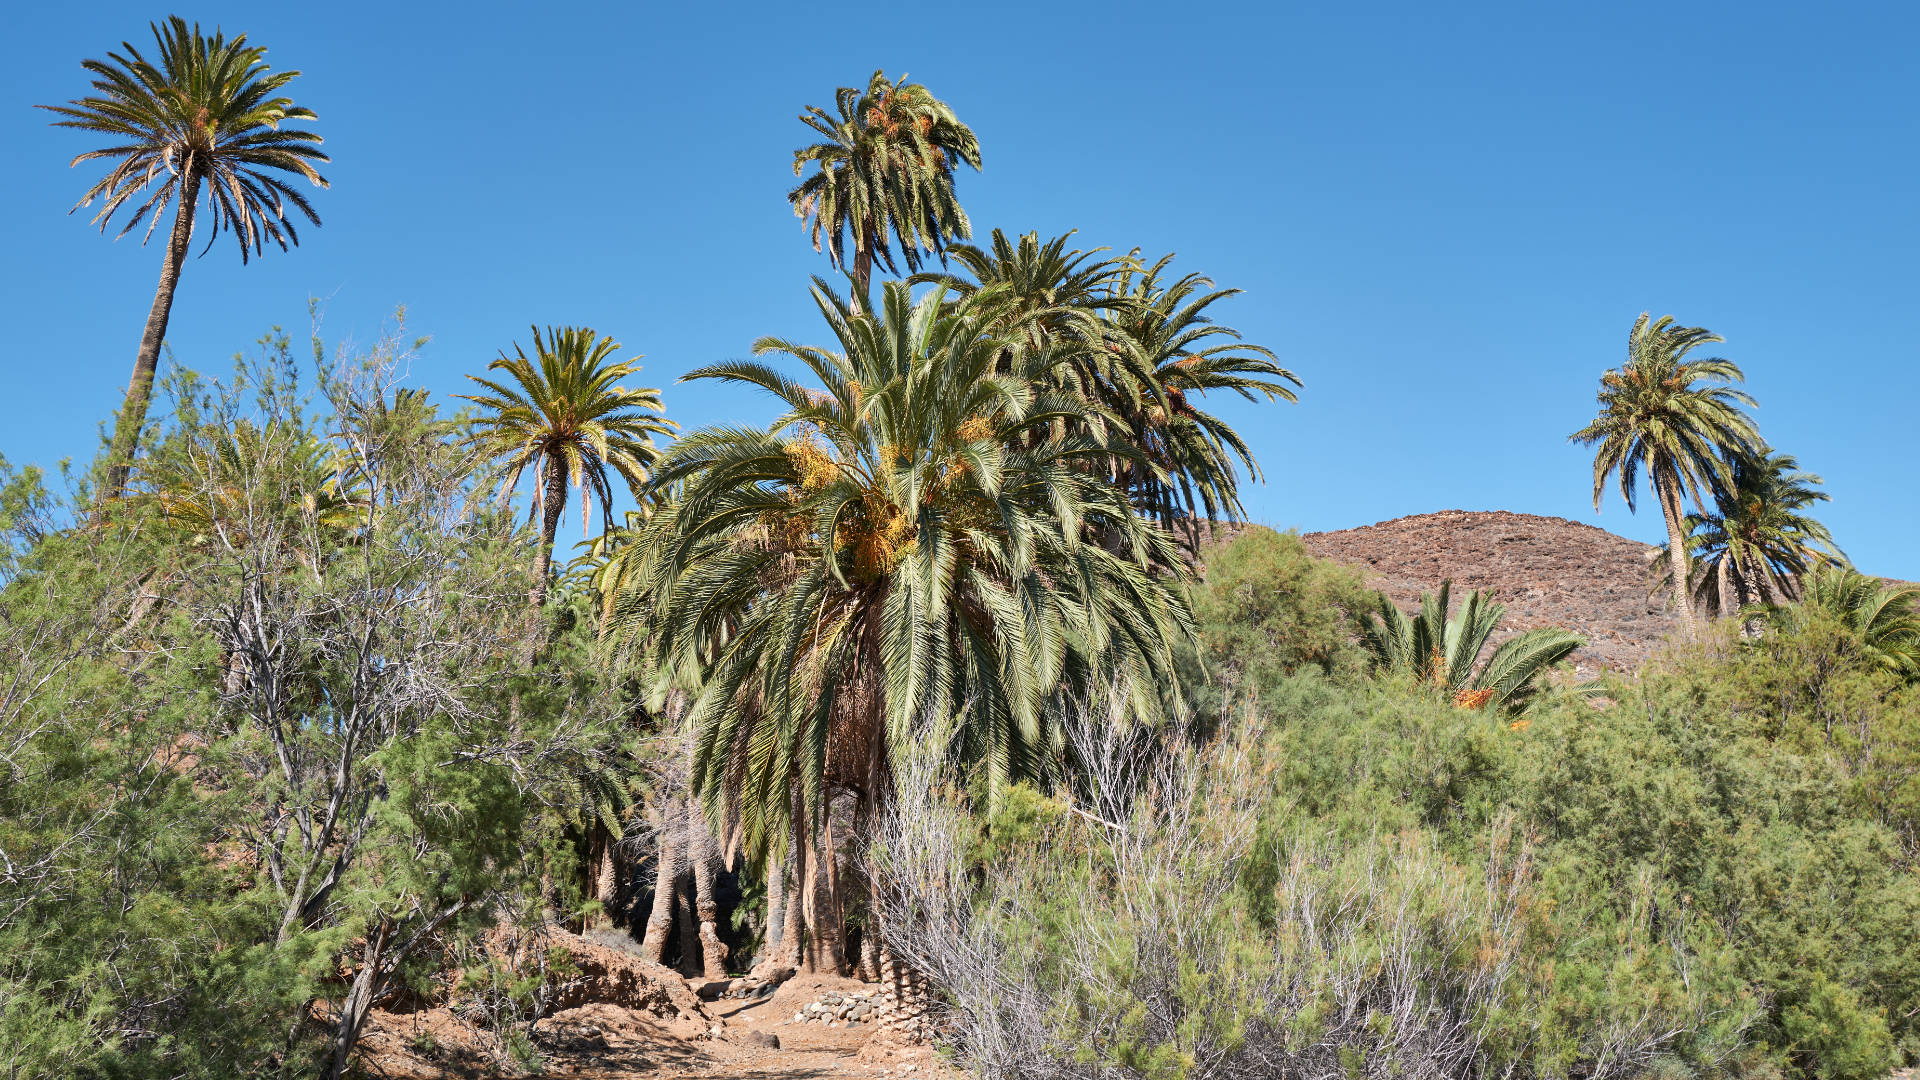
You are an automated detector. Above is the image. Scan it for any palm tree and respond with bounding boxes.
[1656,447,1843,618]
[1757,566,1920,679]
[608,279,1191,969]
[460,326,676,608]
[1360,581,1583,714]
[1101,254,1300,538]
[912,229,1131,368]
[1570,313,1758,636]
[41,17,329,499]
[570,509,654,624]
[789,71,981,304]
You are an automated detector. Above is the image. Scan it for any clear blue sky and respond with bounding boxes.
[3,2,1914,575]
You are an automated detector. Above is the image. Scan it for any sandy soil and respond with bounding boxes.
[357,972,955,1079]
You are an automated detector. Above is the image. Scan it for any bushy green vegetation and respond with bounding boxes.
[882,533,1920,1080]
[16,20,1913,1080]
[0,344,639,1077]
[1190,527,1376,684]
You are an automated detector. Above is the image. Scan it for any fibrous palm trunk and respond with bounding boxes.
[759,853,787,971]
[1655,462,1701,637]
[1732,551,1765,638]
[857,873,883,982]
[687,803,729,978]
[806,812,846,974]
[772,785,811,970]
[105,170,202,501]
[675,876,700,976]
[638,809,683,965]
[529,457,568,608]
[591,823,619,930]
[849,216,877,315]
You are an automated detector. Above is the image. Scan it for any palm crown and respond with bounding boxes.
[917,235,1300,539]
[1759,566,1920,679]
[460,326,676,606]
[137,419,369,567]
[789,72,981,294]
[1661,447,1843,616]
[610,279,1191,857]
[42,16,328,259]
[916,229,1132,366]
[1099,253,1300,534]
[1570,313,1759,633]
[43,17,330,499]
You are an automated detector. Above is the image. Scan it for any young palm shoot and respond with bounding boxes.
[1361,580,1583,713]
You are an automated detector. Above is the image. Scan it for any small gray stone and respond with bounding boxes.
[730,1030,780,1049]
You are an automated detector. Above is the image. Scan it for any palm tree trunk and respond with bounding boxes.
[529,457,567,608]
[851,219,875,314]
[674,874,700,976]
[592,824,619,930]
[104,171,202,501]
[687,803,729,978]
[759,852,786,971]
[1656,464,1701,637]
[638,810,683,965]
[1733,555,1764,638]
[773,785,809,969]
[806,810,846,975]
[857,873,883,982]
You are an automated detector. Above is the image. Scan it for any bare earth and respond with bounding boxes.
[1297,509,1680,677]
[358,972,955,1080]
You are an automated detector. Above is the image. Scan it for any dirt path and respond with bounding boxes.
[359,974,952,1079]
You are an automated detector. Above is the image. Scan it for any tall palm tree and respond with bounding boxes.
[1657,447,1843,618]
[1360,581,1583,714]
[1101,254,1300,538]
[789,71,981,304]
[1757,566,1920,679]
[459,326,676,607]
[607,280,1191,968]
[1570,313,1758,636]
[41,17,329,499]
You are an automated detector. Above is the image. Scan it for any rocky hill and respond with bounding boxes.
[1297,510,1678,677]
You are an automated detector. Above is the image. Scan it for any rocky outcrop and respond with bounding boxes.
[1298,510,1679,676]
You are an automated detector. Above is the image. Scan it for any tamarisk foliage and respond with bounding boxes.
[0,332,635,1078]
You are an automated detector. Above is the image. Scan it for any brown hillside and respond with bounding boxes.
[1297,510,1678,676]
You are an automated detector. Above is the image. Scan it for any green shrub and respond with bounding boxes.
[1234,619,1920,1080]
[880,720,1740,1080]
[888,605,1920,1079]
[1190,528,1374,705]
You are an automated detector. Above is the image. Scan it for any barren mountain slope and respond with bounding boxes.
[1297,510,1678,676]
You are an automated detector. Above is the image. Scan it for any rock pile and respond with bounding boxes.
[789,989,878,1027]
